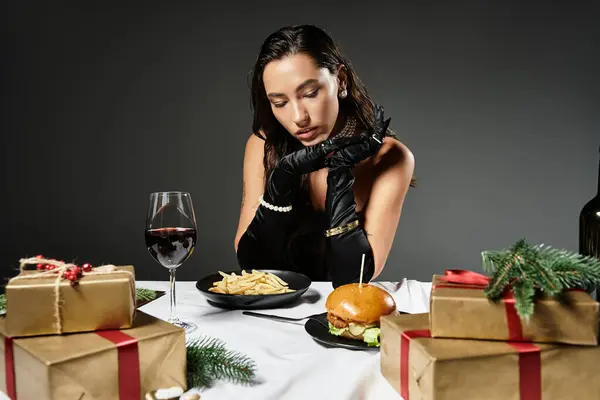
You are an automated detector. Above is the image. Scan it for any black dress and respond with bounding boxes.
[250,132,374,282]
[252,133,331,281]
[285,199,330,281]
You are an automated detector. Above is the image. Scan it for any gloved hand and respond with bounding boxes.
[237,135,363,272]
[324,104,391,287]
[263,135,363,207]
[325,104,391,170]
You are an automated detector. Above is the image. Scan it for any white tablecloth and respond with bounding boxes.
[1,279,432,400]
[138,279,432,400]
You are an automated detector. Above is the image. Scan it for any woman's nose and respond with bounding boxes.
[292,103,309,126]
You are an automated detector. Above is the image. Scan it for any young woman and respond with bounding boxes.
[234,25,415,288]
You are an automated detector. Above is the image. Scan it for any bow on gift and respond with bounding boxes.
[436,269,491,287]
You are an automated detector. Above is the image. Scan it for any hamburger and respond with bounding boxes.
[325,283,397,347]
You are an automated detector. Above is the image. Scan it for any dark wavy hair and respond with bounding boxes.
[249,24,415,189]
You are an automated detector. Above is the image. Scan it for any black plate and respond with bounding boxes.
[305,312,380,351]
[195,269,311,310]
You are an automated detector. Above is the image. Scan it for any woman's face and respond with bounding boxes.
[262,53,343,146]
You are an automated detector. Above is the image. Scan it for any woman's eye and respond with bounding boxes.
[273,102,287,108]
[304,90,319,98]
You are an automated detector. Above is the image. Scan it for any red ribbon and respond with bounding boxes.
[437,269,491,286]
[400,329,431,400]
[4,330,140,399]
[508,342,542,400]
[4,337,15,399]
[94,331,141,399]
[400,329,541,400]
[434,269,525,341]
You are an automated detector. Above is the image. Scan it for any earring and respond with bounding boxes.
[339,88,347,99]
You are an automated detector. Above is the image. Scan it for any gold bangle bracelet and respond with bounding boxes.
[324,219,360,238]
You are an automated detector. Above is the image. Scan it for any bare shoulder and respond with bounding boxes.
[243,132,267,174]
[245,131,266,156]
[373,137,415,177]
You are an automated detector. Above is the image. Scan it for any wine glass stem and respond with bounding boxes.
[168,267,177,323]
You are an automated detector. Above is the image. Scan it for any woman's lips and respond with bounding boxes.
[296,127,318,139]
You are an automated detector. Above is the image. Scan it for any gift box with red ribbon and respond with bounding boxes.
[380,312,600,400]
[0,310,186,399]
[4,257,136,337]
[429,270,600,345]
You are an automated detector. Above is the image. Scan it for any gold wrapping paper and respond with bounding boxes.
[0,310,186,399]
[380,313,600,400]
[4,265,136,337]
[429,274,600,345]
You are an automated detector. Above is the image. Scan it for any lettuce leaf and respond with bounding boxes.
[328,322,348,336]
[363,327,381,347]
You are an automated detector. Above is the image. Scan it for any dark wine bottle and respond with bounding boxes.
[579,146,600,300]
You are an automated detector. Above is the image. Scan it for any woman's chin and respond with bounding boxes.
[297,133,330,147]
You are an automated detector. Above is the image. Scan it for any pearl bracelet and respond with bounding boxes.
[259,195,293,212]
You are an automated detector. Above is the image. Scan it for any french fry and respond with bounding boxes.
[269,272,288,287]
[209,270,296,295]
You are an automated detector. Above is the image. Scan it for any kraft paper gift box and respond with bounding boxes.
[380,313,600,400]
[0,310,186,399]
[429,272,599,345]
[4,263,136,337]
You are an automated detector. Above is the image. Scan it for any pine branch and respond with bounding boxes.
[483,251,519,299]
[511,279,536,324]
[135,288,158,302]
[529,259,562,296]
[522,243,563,296]
[186,336,257,389]
[481,239,600,321]
[481,250,505,274]
[0,294,5,313]
[509,238,529,254]
[546,252,600,290]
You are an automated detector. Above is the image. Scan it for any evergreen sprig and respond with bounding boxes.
[186,336,257,388]
[135,288,158,303]
[481,238,600,322]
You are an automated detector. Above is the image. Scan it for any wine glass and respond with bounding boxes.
[145,191,197,333]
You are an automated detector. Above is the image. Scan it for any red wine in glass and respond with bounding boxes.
[145,191,197,333]
[145,227,197,268]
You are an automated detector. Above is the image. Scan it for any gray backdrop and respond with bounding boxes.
[3,2,599,284]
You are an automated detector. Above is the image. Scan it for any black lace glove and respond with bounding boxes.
[324,104,391,287]
[236,135,362,271]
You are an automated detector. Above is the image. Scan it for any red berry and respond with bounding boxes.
[72,266,81,275]
[82,263,92,272]
[36,264,45,270]
[35,254,44,259]
[46,265,56,271]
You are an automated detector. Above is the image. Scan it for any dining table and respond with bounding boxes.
[0,278,432,400]
[137,278,432,400]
